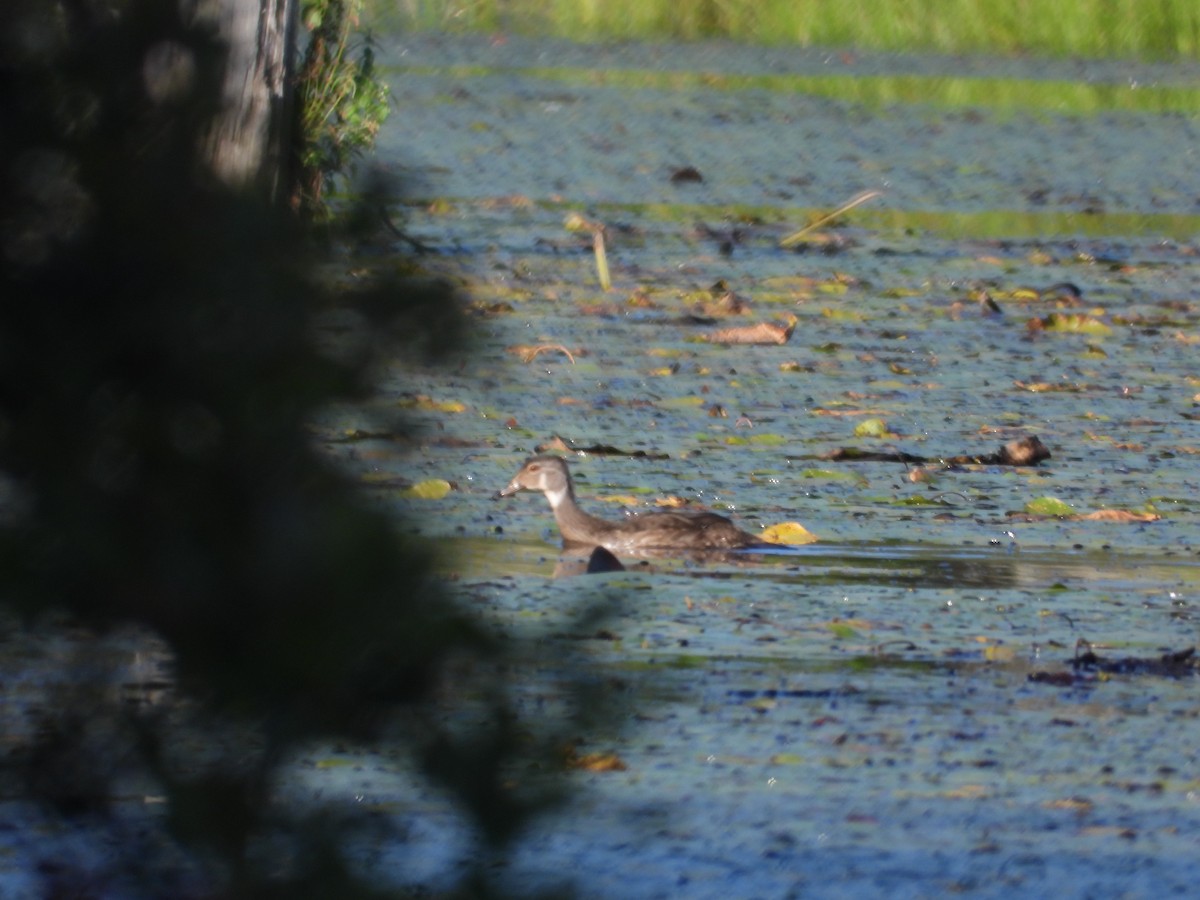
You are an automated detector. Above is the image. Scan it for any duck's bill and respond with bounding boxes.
[494,479,522,499]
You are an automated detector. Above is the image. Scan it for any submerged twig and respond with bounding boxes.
[780,190,883,247]
[521,344,576,364]
[564,212,612,291]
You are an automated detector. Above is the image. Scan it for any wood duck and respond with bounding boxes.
[496,455,763,552]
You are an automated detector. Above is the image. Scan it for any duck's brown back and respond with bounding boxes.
[605,508,761,551]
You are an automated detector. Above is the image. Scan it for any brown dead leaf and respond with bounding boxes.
[1074,509,1160,522]
[812,408,891,417]
[706,317,795,345]
[577,303,622,316]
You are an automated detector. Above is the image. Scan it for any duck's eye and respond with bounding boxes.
[527,463,540,472]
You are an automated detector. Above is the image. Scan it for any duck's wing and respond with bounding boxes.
[617,508,761,549]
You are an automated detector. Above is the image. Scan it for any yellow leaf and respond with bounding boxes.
[769,753,806,765]
[402,479,452,500]
[760,521,819,545]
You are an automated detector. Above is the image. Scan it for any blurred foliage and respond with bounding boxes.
[0,1,583,896]
[295,0,391,217]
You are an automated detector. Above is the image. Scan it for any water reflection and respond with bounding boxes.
[447,535,1198,592]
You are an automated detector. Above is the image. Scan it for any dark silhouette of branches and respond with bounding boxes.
[0,2,588,896]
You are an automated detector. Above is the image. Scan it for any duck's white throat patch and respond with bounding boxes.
[544,485,569,509]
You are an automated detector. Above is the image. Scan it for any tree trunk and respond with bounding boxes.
[192,0,298,203]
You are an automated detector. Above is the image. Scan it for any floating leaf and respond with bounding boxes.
[1029,313,1112,335]
[827,621,860,640]
[854,418,893,438]
[1025,496,1074,516]
[595,494,646,506]
[658,396,706,409]
[760,521,819,545]
[402,479,453,500]
[768,753,806,765]
[1075,509,1160,522]
[706,318,795,345]
[399,395,467,413]
[896,495,945,506]
[724,433,788,447]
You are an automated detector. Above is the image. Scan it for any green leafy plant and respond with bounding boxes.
[295,0,390,217]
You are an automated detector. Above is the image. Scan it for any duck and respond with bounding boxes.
[496,455,764,553]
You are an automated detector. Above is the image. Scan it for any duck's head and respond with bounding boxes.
[496,455,573,507]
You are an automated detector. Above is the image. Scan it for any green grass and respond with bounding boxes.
[376,0,1200,59]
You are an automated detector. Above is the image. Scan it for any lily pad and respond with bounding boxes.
[1025,496,1074,516]
[854,418,894,438]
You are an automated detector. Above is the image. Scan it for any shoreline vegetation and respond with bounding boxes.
[373,0,1200,60]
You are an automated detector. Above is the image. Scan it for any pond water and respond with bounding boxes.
[265,30,1200,897]
[301,31,1200,897]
